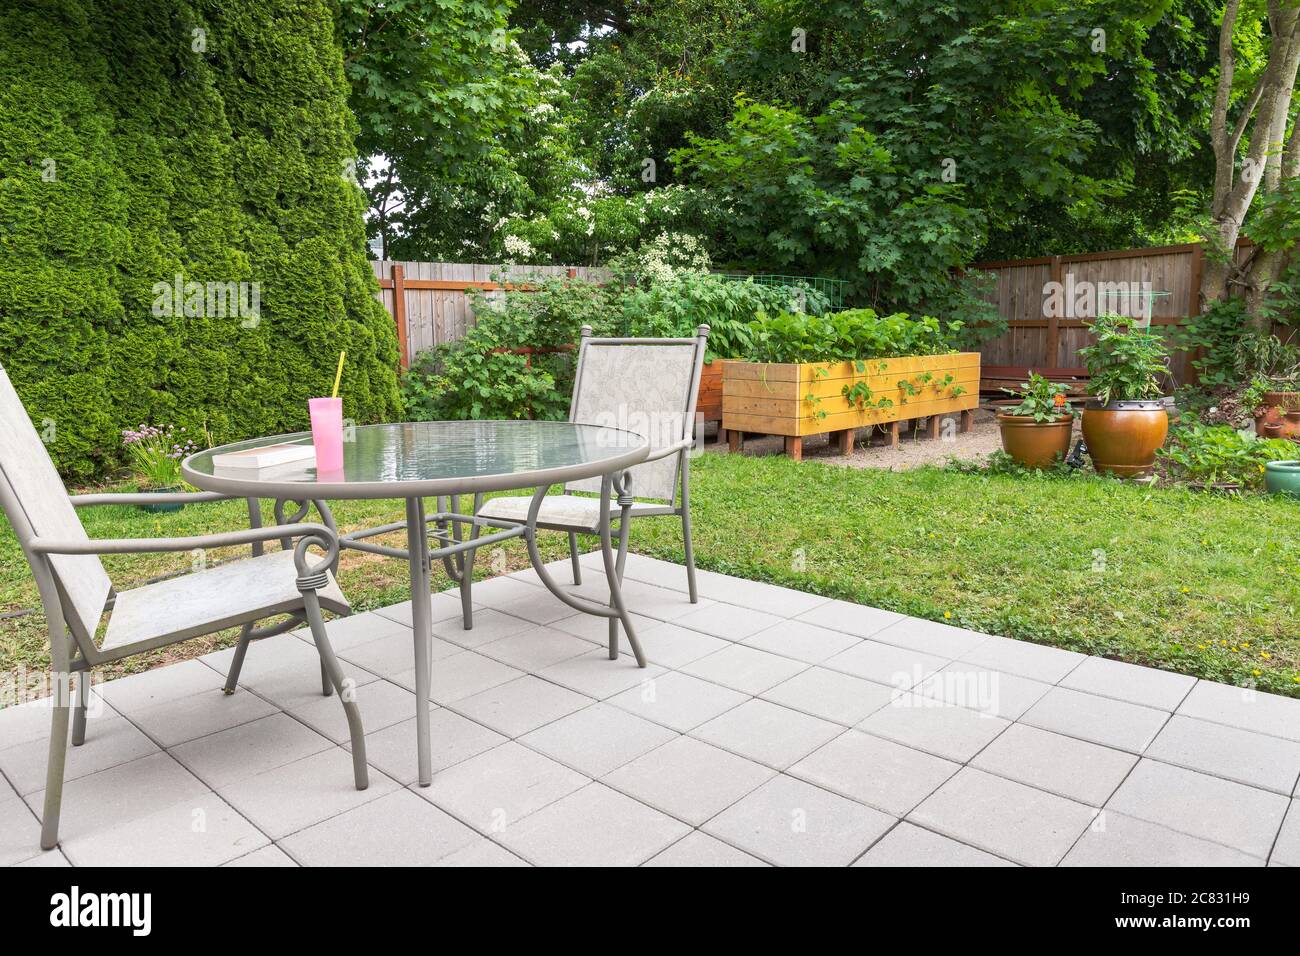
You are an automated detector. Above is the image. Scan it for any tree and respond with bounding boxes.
[1203,0,1300,329]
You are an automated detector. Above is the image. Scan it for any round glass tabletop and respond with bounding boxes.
[182,420,651,499]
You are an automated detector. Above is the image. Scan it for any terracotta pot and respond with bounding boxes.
[1081,400,1169,478]
[996,413,1073,468]
[1265,460,1300,498]
[1263,390,1300,412]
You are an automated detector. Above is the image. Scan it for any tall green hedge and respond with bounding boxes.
[0,0,400,479]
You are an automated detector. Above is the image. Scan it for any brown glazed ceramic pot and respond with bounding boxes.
[996,414,1073,468]
[1081,400,1169,478]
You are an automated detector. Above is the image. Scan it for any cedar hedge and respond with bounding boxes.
[0,0,400,479]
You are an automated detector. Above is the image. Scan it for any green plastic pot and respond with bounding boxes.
[136,485,186,514]
[1264,460,1300,498]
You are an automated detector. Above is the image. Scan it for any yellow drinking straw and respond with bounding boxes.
[331,350,346,399]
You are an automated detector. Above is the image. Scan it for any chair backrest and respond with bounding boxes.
[0,364,111,645]
[565,325,709,503]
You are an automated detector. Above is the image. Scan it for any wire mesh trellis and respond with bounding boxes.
[714,272,849,309]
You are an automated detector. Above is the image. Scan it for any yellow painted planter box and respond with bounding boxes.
[722,353,980,437]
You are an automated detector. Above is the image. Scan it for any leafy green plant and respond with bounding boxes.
[1002,373,1075,422]
[744,309,960,364]
[121,425,199,489]
[1158,415,1296,489]
[1078,314,1169,404]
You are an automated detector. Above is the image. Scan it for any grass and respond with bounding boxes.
[1,451,1298,698]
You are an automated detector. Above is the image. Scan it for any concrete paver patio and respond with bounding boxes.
[2,552,1299,867]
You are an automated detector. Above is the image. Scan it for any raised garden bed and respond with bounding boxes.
[722,353,980,459]
[697,358,739,429]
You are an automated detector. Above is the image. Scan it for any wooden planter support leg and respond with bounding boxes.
[926,415,941,440]
[832,428,854,456]
[784,436,803,461]
[887,421,900,448]
[960,409,973,433]
[728,430,744,453]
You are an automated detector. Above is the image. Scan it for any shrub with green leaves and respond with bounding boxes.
[0,0,400,479]
[1159,415,1296,489]
[744,309,960,364]
[1079,314,1169,404]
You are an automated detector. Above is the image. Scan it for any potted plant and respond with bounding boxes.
[1077,314,1170,477]
[121,425,198,512]
[996,373,1075,468]
[1245,372,1300,439]
[1265,460,1300,497]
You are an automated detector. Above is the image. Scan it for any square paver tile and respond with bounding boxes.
[607,671,748,732]
[129,689,279,748]
[971,723,1136,806]
[499,782,690,866]
[13,850,71,867]
[433,837,529,867]
[691,575,830,619]
[692,699,842,770]
[680,644,808,695]
[603,736,774,825]
[1176,680,1300,743]
[790,730,960,816]
[550,610,662,647]
[673,602,784,642]
[372,591,477,629]
[280,789,479,866]
[339,632,460,678]
[287,678,415,745]
[406,651,522,704]
[859,693,1009,762]
[431,608,536,649]
[536,649,666,700]
[449,676,592,738]
[293,610,413,651]
[1060,656,1196,711]
[0,714,158,795]
[223,845,298,867]
[853,822,1016,867]
[102,658,224,713]
[570,577,715,624]
[1106,759,1289,859]
[1272,801,1300,867]
[1020,686,1169,754]
[793,599,904,639]
[0,695,112,748]
[1063,811,1264,867]
[822,640,946,690]
[703,774,895,867]
[476,627,597,671]
[518,702,676,777]
[171,713,334,789]
[348,711,505,786]
[1146,715,1300,795]
[202,635,326,688]
[909,767,1095,866]
[917,663,1052,720]
[621,623,729,669]
[760,667,894,727]
[417,741,587,834]
[870,618,990,659]
[61,792,268,867]
[219,748,399,840]
[25,752,210,844]
[741,620,860,664]
[958,635,1085,684]
[467,575,575,624]
[644,831,769,867]
[0,787,42,866]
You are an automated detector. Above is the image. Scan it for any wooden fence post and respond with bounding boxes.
[391,263,409,369]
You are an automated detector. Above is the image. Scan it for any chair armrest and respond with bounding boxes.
[29,522,337,557]
[640,436,695,464]
[69,491,238,507]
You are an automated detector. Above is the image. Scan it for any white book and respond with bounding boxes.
[211,441,315,471]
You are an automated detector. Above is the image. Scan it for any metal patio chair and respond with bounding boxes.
[474,324,710,649]
[0,365,367,850]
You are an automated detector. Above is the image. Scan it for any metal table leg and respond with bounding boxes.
[406,496,434,787]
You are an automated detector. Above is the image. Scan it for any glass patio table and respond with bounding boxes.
[183,420,650,786]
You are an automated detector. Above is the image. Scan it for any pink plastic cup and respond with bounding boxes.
[308,397,345,473]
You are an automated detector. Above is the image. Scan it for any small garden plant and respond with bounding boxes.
[121,425,199,490]
[1158,415,1296,490]
[1003,373,1076,421]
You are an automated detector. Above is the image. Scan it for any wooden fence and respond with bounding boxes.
[371,261,611,367]
[969,240,1254,391]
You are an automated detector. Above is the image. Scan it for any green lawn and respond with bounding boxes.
[1,452,1298,697]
